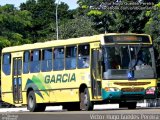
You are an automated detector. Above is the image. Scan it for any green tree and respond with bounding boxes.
[144,3,160,52]
[77,0,157,33]
[56,15,97,39]
[0,37,11,49]
[0,4,32,47]
[20,0,73,42]
[20,0,55,42]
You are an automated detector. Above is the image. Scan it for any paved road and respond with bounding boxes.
[0,107,160,120]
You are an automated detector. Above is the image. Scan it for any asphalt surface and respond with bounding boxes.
[0,107,160,120]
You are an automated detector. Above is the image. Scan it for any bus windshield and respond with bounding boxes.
[103,45,155,79]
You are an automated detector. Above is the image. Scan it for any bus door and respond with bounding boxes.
[12,57,23,104]
[91,49,102,99]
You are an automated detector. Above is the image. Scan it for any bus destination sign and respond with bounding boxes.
[104,35,151,44]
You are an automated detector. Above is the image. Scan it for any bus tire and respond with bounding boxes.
[127,102,137,109]
[27,91,46,112]
[80,88,93,111]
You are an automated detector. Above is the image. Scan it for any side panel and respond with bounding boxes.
[24,69,91,103]
[50,89,79,103]
[35,91,50,103]
[1,93,13,104]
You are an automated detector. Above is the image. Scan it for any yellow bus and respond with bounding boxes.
[1,33,157,112]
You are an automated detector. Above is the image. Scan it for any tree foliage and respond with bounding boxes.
[57,15,97,39]
[20,0,74,42]
[0,0,159,56]
[144,3,160,51]
[77,0,158,33]
[0,4,32,48]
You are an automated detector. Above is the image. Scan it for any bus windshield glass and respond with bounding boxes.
[103,45,155,79]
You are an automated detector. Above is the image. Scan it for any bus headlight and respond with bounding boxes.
[146,86,155,95]
[105,87,120,92]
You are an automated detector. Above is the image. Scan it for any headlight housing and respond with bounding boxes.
[105,87,120,92]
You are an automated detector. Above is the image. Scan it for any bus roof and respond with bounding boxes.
[2,33,151,53]
[2,34,103,53]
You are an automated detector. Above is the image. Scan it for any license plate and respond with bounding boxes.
[146,90,154,94]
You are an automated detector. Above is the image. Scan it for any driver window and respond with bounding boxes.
[105,47,121,70]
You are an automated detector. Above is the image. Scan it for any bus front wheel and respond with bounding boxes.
[80,88,93,111]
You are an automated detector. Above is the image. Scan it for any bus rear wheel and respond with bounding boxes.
[27,90,46,112]
[80,88,93,111]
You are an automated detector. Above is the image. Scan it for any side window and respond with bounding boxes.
[78,44,90,68]
[2,53,11,75]
[41,49,52,72]
[23,51,30,74]
[14,59,22,75]
[53,47,64,70]
[65,46,77,70]
[30,50,41,73]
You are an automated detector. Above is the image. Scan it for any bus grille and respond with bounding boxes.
[114,82,151,86]
[121,87,144,92]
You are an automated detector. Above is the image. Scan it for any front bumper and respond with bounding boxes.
[102,89,157,101]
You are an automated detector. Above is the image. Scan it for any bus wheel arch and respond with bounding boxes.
[79,84,93,111]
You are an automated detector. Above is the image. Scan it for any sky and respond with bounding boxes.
[0,0,78,9]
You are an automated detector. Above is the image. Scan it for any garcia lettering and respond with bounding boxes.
[45,73,76,84]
